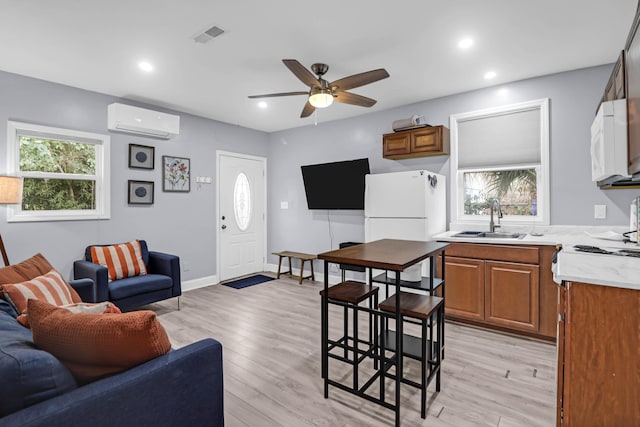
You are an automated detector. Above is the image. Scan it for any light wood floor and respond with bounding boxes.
[151,276,557,426]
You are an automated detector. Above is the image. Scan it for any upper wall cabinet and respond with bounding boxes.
[627,7,640,178]
[602,51,625,103]
[382,125,450,159]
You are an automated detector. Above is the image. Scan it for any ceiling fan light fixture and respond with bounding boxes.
[309,88,333,108]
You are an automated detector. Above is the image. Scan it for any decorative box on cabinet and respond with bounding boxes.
[383,125,450,159]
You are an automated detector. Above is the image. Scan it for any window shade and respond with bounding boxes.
[457,107,541,168]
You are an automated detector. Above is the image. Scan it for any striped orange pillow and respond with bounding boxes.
[90,240,147,281]
[0,269,82,325]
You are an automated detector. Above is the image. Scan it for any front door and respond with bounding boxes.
[217,152,266,281]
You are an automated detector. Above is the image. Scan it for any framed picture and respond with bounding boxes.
[129,144,155,169]
[162,156,190,192]
[128,180,154,204]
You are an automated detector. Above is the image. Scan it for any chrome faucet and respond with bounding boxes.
[489,199,503,232]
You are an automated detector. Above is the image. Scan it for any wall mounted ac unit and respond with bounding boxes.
[107,103,180,139]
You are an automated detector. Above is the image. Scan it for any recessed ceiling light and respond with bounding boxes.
[484,71,497,80]
[138,61,153,72]
[458,38,474,49]
[258,101,268,109]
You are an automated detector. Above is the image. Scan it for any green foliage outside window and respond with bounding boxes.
[464,169,537,216]
[19,137,97,211]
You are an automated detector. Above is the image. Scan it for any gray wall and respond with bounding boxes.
[0,70,269,281]
[1,64,635,283]
[267,64,638,267]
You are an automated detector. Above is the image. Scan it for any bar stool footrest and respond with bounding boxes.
[380,330,441,361]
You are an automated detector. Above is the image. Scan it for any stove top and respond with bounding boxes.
[573,245,640,257]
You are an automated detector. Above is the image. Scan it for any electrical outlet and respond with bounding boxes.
[594,204,607,219]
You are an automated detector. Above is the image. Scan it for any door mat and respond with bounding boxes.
[222,274,275,289]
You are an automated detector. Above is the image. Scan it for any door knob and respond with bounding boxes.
[221,225,227,230]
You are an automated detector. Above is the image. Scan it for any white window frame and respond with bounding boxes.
[449,98,550,227]
[6,121,110,222]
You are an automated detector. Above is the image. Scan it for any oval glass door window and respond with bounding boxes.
[233,172,252,231]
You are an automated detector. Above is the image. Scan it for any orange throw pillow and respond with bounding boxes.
[1,269,82,326]
[0,253,54,284]
[28,299,172,383]
[90,240,148,281]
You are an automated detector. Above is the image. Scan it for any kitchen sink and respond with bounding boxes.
[453,231,526,239]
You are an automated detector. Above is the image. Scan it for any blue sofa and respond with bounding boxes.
[0,298,224,427]
[73,240,181,311]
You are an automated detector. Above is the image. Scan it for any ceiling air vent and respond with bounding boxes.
[193,25,225,44]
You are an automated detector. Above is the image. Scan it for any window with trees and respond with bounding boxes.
[6,121,110,222]
[450,99,549,226]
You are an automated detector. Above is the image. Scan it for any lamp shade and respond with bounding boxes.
[0,176,23,204]
[309,89,334,108]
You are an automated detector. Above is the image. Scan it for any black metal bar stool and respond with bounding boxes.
[378,291,444,419]
[338,242,366,282]
[320,280,379,389]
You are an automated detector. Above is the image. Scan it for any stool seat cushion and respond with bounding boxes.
[319,281,378,304]
[379,291,443,319]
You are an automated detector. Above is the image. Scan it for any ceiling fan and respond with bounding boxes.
[248,59,390,118]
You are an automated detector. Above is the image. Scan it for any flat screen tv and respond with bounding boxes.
[301,158,370,210]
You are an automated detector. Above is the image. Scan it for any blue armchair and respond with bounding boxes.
[73,240,181,311]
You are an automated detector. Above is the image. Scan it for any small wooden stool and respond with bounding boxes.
[273,251,317,284]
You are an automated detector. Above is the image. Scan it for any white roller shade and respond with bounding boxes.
[458,107,541,168]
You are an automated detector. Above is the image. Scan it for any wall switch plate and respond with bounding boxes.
[594,204,607,219]
[280,201,289,209]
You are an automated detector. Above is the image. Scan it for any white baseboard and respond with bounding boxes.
[182,274,218,292]
[182,264,356,292]
[264,263,279,274]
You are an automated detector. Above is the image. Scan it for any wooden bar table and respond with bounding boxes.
[318,239,449,426]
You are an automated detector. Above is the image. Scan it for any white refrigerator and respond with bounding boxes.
[364,170,446,281]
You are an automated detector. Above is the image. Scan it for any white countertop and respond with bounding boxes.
[434,225,640,291]
[554,247,640,290]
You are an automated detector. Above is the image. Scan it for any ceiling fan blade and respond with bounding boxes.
[283,59,321,87]
[300,101,316,118]
[330,69,389,92]
[248,91,308,99]
[333,91,377,107]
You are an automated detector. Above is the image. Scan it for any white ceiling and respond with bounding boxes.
[0,1,637,133]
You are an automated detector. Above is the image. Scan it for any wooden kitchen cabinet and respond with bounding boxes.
[440,242,555,340]
[602,50,625,102]
[382,125,449,159]
[556,281,640,426]
[484,261,539,333]
[444,256,484,321]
